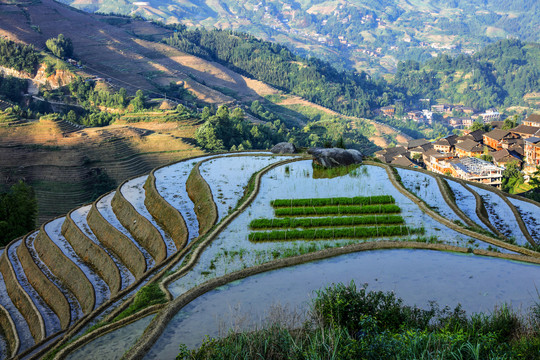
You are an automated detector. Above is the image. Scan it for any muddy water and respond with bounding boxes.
[146,249,540,359]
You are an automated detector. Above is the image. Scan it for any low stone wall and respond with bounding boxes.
[0,304,19,358]
[144,173,188,250]
[17,236,71,330]
[185,162,218,236]
[61,212,122,295]
[0,243,45,343]
[111,189,167,264]
[87,204,146,279]
[34,227,95,314]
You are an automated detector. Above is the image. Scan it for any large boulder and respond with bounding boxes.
[271,142,297,154]
[308,147,363,168]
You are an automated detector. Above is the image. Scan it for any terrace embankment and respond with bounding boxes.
[458,181,503,236]
[34,228,95,314]
[144,173,188,249]
[62,212,122,295]
[0,244,44,342]
[186,161,218,236]
[17,236,71,329]
[436,177,478,228]
[87,203,147,279]
[0,304,18,358]
[111,188,167,264]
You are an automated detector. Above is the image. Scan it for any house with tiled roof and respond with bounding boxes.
[490,148,522,167]
[374,146,409,163]
[483,129,514,151]
[510,124,540,139]
[407,138,430,150]
[456,129,485,143]
[433,134,458,153]
[523,114,540,127]
[455,139,484,157]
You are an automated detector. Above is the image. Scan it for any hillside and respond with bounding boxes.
[0,116,204,224]
[0,153,537,359]
[56,0,540,74]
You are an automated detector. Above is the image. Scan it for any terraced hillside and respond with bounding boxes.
[0,117,204,224]
[0,153,538,360]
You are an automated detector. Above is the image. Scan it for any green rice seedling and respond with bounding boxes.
[249,215,405,229]
[271,195,395,208]
[248,225,423,242]
[274,204,401,217]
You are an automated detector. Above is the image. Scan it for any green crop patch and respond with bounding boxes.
[248,226,424,242]
[274,204,401,217]
[249,215,405,229]
[271,195,394,208]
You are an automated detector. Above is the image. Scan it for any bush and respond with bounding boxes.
[46,34,73,58]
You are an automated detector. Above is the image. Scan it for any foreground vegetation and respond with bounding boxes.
[178,282,540,360]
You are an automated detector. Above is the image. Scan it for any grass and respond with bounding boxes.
[112,283,166,322]
[249,215,405,229]
[248,226,424,242]
[274,204,401,217]
[271,195,395,207]
[179,282,540,359]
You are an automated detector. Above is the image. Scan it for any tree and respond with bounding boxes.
[129,90,145,112]
[501,161,524,193]
[529,166,540,189]
[45,34,73,58]
[0,181,37,246]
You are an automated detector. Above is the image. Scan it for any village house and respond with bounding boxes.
[457,129,485,143]
[524,137,540,167]
[454,139,484,157]
[379,106,395,117]
[424,149,455,174]
[374,146,409,163]
[523,114,540,127]
[407,138,430,150]
[451,157,504,187]
[510,124,540,139]
[490,148,522,167]
[391,155,418,168]
[433,134,458,153]
[431,104,451,113]
[478,109,501,123]
[482,129,514,151]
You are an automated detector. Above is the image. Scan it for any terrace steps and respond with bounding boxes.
[0,155,536,358]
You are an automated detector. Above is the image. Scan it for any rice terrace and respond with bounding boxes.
[0,150,539,359]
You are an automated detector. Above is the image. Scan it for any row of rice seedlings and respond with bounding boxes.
[270,195,395,208]
[274,204,401,217]
[249,215,405,229]
[248,226,424,242]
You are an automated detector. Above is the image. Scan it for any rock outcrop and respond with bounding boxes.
[271,142,297,154]
[308,147,363,168]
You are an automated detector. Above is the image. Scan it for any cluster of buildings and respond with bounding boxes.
[378,103,501,128]
[375,114,540,187]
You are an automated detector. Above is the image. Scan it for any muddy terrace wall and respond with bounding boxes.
[62,213,122,295]
[17,237,70,329]
[87,203,146,279]
[0,304,18,358]
[186,162,217,236]
[111,189,167,264]
[34,229,95,314]
[0,246,44,342]
[144,174,188,250]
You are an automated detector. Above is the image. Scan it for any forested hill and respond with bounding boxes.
[59,0,540,74]
[164,27,394,118]
[393,39,540,109]
[163,27,538,112]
